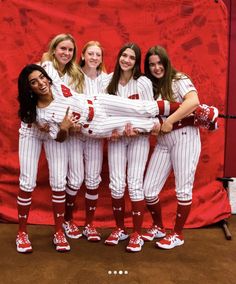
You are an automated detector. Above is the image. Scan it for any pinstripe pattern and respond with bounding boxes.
[108,76,154,201]
[67,72,109,190]
[44,138,68,192]
[18,61,70,193]
[144,75,201,202]
[36,87,160,139]
[19,123,48,191]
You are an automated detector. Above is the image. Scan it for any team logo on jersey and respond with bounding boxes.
[72,112,81,120]
[61,84,73,97]
[128,94,139,100]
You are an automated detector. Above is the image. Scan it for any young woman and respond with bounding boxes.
[17,59,216,253]
[41,34,88,242]
[103,43,161,253]
[41,38,156,243]
[142,45,215,249]
[64,41,108,242]
[16,33,83,254]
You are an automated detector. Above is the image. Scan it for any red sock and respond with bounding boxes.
[131,200,145,234]
[174,200,192,235]
[157,101,181,116]
[85,188,98,226]
[112,197,125,229]
[17,189,32,233]
[52,191,66,233]
[65,185,78,221]
[146,197,164,228]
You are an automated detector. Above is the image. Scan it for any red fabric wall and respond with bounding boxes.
[0,0,231,228]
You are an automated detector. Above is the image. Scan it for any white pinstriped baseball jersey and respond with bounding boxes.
[41,61,72,88]
[18,63,69,192]
[83,71,109,94]
[36,84,159,139]
[67,71,109,190]
[107,75,154,201]
[18,61,73,193]
[144,74,201,202]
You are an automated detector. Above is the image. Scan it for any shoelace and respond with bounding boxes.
[87,226,98,234]
[147,227,158,234]
[129,234,140,244]
[111,229,122,238]
[165,233,178,242]
[55,233,67,243]
[18,233,30,244]
[68,222,78,232]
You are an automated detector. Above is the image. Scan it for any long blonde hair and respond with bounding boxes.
[43,33,84,92]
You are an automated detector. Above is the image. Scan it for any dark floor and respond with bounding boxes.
[1,216,236,284]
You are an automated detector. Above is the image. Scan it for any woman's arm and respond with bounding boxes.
[161,91,199,133]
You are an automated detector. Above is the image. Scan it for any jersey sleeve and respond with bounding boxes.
[49,123,60,140]
[174,74,197,99]
[41,61,62,85]
[101,72,113,94]
[137,76,154,101]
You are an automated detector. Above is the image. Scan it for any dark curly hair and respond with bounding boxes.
[18,64,52,123]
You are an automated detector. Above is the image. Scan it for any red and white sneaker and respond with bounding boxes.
[194,104,219,130]
[104,228,129,245]
[142,225,166,241]
[83,224,101,242]
[53,232,70,252]
[126,232,144,252]
[156,232,184,249]
[63,221,82,239]
[16,232,33,253]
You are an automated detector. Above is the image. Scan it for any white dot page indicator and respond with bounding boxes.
[108,270,128,275]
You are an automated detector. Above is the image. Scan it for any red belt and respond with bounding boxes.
[87,99,94,122]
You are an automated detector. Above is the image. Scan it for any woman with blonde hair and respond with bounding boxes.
[41,33,84,92]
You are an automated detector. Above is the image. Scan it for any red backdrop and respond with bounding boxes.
[0,0,231,228]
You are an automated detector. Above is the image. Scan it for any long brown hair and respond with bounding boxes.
[107,43,142,95]
[144,45,179,101]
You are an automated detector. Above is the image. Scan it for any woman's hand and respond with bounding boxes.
[160,119,173,134]
[108,129,122,141]
[60,107,76,131]
[56,107,78,142]
[123,123,139,137]
[37,123,50,133]
[69,124,82,136]
[151,122,161,136]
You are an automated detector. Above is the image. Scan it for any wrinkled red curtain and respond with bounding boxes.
[0,0,231,228]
